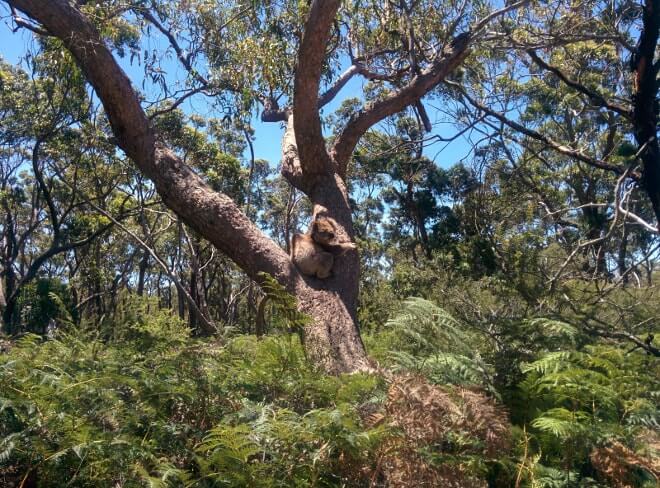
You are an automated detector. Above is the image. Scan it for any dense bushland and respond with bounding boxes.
[1,293,657,487]
[1,0,660,486]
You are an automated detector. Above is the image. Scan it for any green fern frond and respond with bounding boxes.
[531,408,588,439]
[385,297,471,356]
[525,318,578,341]
[521,351,573,375]
[385,298,495,390]
[258,272,311,332]
[0,433,19,463]
[47,291,74,326]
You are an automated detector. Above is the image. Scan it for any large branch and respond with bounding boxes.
[331,33,471,175]
[292,0,341,178]
[6,0,297,286]
[318,64,359,109]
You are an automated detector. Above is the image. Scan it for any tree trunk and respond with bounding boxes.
[632,0,660,226]
[136,251,149,296]
[2,294,17,334]
[6,0,470,373]
[188,270,198,331]
[0,273,6,312]
[177,275,186,321]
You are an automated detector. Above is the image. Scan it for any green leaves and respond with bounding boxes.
[531,407,589,439]
[0,310,385,487]
[384,298,495,390]
[518,344,660,484]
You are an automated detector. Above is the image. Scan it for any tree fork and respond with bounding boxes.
[4,0,373,373]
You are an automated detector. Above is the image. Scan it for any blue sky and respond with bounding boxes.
[0,5,471,171]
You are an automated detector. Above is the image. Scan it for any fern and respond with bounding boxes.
[521,351,573,376]
[524,318,579,342]
[520,344,660,486]
[258,272,311,336]
[47,291,74,326]
[386,297,471,355]
[384,298,495,390]
[531,408,589,439]
[0,433,18,463]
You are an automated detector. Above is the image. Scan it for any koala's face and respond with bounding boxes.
[313,219,336,244]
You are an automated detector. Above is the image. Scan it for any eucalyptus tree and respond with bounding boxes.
[3,0,531,372]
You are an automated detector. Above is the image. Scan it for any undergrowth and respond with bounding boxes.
[0,297,657,487]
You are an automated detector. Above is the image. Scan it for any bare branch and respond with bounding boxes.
[448,80,634,178]
[596,329,659,357]
[471,0,531,35]
[84,195,218,335]
[139,7,209,87]
[618,183,659,233]
[148,86,206,119]
[549,168,631,287]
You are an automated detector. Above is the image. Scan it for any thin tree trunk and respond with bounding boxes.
[632,0,660,226]
[177,274,186,321]
[136,251,149,296]
[617,223,629,284]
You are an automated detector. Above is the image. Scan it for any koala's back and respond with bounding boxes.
[292,234,334,278]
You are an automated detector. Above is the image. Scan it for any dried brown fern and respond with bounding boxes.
[590,441,659,488]
[363,374,510,487]
[385,374,460,443]
[455,387,511,456]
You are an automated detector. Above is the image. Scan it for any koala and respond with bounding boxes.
[291,216,356,279]
[291,233,335,279]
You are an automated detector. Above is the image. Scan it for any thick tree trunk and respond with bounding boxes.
[302,177,368,373]
[5,0,470,373]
